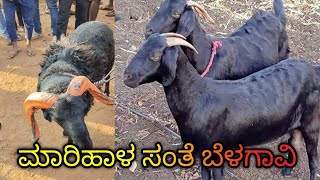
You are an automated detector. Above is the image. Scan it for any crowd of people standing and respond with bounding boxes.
[0,0,114,59]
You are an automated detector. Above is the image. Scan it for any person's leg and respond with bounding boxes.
[46,0,58,39]
[19,0,36,56]
[57,0,72,40]
[87,0,91,21]
[105,0,114,17]
[16,5,24,27]
[88,0,100,21]
[32,0,41,33]
[100,0,112,10]
[0,5,10,40]
[75,0,89,29]
[108,0,113,8]
[44,3,49,14]
[3,0,21,58]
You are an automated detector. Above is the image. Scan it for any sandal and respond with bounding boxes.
[8,49,21,59]
[17,34,22,41]
[100,4,113,10]
[106,10,115,17]
[27,49,36,57]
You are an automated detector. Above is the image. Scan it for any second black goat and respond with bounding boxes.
[146,0,290,80]
[124,33,319,180]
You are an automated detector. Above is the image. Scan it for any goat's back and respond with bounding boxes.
[230,10,283,45]
[68,21,115,72]
[38,21,115,92]
[205,10,289,80]
[68,21,114,56]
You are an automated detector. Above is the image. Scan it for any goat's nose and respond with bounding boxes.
[124,73,133,81]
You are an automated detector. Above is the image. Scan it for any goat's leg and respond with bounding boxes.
[200,165,211,180]
[211,167,223,180]
[200,166,223,180]
[281,136,293,176]
[104,74,110,96]
[200,160,224,180]
[302,129,319,180]
[301,91,320,180]
[281,130,303,176]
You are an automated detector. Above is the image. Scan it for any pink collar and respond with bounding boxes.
[200,41,223,77]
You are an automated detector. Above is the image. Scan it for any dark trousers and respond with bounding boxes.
[3,0,33,41]
[57,0,89,39]
[16,5,24,27]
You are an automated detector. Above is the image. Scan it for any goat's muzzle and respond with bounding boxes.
[123,73,139,88]
[24,76,114,142]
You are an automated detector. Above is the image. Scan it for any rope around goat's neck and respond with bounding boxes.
[200,41,222,77]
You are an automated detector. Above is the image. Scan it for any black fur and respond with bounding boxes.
[145,0,289,80]
[124,35,320,180]
[37,21,115,149]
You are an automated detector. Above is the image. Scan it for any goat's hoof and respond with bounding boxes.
[281,168,292,177]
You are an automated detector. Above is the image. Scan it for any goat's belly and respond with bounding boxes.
[221,116,297,147]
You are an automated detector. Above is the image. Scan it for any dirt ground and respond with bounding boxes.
[115,0,320,180]
[0,1,115,180]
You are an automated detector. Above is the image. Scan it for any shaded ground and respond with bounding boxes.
[115,0,320,179]
[0,1,115,180]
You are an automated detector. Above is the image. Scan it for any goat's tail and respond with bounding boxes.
[273,0,286,26]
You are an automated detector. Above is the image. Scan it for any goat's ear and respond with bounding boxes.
[161,47,178,86]
[176,7,196,37]
[68,44,97,61]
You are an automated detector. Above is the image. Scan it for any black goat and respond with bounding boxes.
[146,0,289,80]
[124,33,320,180]
[23,21,114,149]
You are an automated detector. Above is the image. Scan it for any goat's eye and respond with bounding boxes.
[172,12,181,18]
[150,53,162,61]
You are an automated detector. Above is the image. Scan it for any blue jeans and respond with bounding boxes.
[3,0,34,41]
[33,0,41,33]
[57,0,89,39]
[46,0,58,36]
[0,5,9,39]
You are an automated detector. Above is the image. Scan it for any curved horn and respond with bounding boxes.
[186,1,215,23]
[66,76,114,105]
[160,33,186,40]
[24,92,58,141]
[165,37,198,54]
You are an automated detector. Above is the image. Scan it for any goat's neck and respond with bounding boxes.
[163,50,201,121]
[185,20,212,74]
[163,50,206,145]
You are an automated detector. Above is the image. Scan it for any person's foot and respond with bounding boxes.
[100,3,113,10]
[32,31,42,40]
[51,36,57,43]
[8,49,21,59]
[17,26,25,33]
[70,10,75,15]
[45,5,50,14]
[27,47,36,57]
[59,34,67,42]
[4,37,12,46]
[106,10,115,17]
[17,34,22,41]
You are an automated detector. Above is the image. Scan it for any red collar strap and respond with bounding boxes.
[200,41,222,77]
